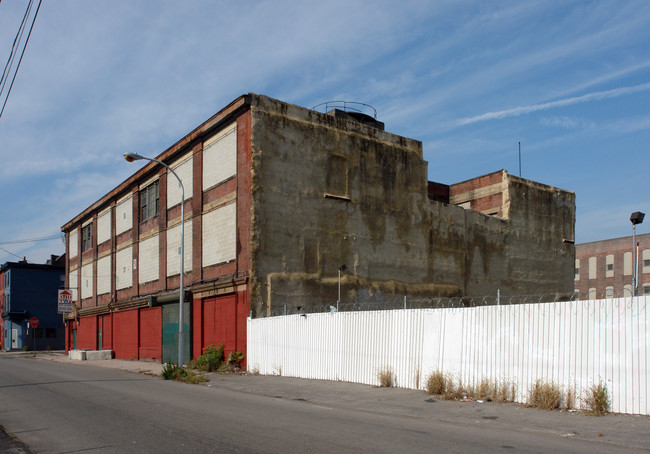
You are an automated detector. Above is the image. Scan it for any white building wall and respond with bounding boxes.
[138,235,159,284]
[166,219,193,276]
[115,246,133,290]
[167,154,193,208]
[96,254,111,295]
[202,203,236,267]
[203,123,237,190]
[115,196,133,235]
[81,263,93,300]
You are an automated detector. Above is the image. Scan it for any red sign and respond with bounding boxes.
[29,317,39,328]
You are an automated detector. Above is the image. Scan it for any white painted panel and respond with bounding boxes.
[115,196,133,235]
[115,246,133,290]
[589,256,597,280]
[166,219,193,276]
[203,124,236,190]
[97,255,111,295]
[69,229,78,258]
[81,263,93,300]
[97,209,111,245]
[574,258,580,281]
[167,155,193,208]
[68,271,78,302]
[248,296,650,415]
[624,252,632,276]
[202,203,236,266]
[643,249,650,274]
[138,235,159,284]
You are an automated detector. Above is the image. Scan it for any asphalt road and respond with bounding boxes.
[0,355,647,453]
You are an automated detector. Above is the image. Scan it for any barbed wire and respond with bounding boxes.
[265,293,584,317]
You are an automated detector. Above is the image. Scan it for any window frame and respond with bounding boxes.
[139,180,159,223]
[81,223,93,252]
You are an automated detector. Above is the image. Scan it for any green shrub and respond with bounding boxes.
[227,351,244,365]
[162,362,183,380]
[193,344,224,372]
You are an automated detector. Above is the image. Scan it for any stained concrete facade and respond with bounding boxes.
[249,95,575,315]
[62,93,575,361]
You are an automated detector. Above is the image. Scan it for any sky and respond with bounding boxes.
[0,0,649,264]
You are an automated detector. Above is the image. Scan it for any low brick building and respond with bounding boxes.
[62,93,575,363]
[575,232,650,299]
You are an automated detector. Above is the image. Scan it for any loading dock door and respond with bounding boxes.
[162,302,190,364]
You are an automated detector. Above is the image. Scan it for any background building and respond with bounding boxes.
[62,93,575,363]
[1,256,66,351]
[575,232,650,299]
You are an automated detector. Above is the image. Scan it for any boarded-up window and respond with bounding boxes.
[138,235,159,284]
[116,246,133,290]
[116,196,133,235]
[624,252,632,276]
[203,124,237,190]
[574,259,580,281]
[97,209,111,245]
[81,263,93,300]
[69,229,78,258]
[202,203,236,266]
[588,257,597,280]
[167,219,193,276]
[167,154,193,208]
[68,270,78,302]
[97,255,111,295]
[326,155,348,197]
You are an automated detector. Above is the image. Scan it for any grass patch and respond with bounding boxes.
[425,371,516,403]
[584,381,610,416]
[161,362,207,384]
[377,366,396,387]
[565,386,575,410]
[527,380,561,410]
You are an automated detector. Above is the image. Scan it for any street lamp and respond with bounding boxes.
[337,264,347,312]
[125,152,186,366]
[630,211,645,297]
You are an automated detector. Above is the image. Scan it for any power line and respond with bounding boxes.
[0,233,62,245]
[0,0,43,120]
[0,246,24,261]
[0,0,33,97]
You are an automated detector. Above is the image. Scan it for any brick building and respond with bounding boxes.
[62,93,575,363]
[575,232,650,299]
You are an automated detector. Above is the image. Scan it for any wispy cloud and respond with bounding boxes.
[454,82,650,126]
[539,116,595,130]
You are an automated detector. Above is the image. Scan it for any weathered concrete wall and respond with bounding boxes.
[248,94,575,315]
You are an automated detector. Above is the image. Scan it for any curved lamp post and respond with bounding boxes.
[125,152,185,366]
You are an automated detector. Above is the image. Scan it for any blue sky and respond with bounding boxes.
[0,1,648,264]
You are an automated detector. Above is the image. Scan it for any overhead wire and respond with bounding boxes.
[0,0,43,120]
[0,233,62,245]
[0,0,33,97]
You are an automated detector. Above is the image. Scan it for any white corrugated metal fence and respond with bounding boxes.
[247,296,649,415]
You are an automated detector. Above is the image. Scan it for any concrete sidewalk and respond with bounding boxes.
[21,352,650,452]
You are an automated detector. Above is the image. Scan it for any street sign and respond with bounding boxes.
[29,317,39,328]
[58,289,73,314]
